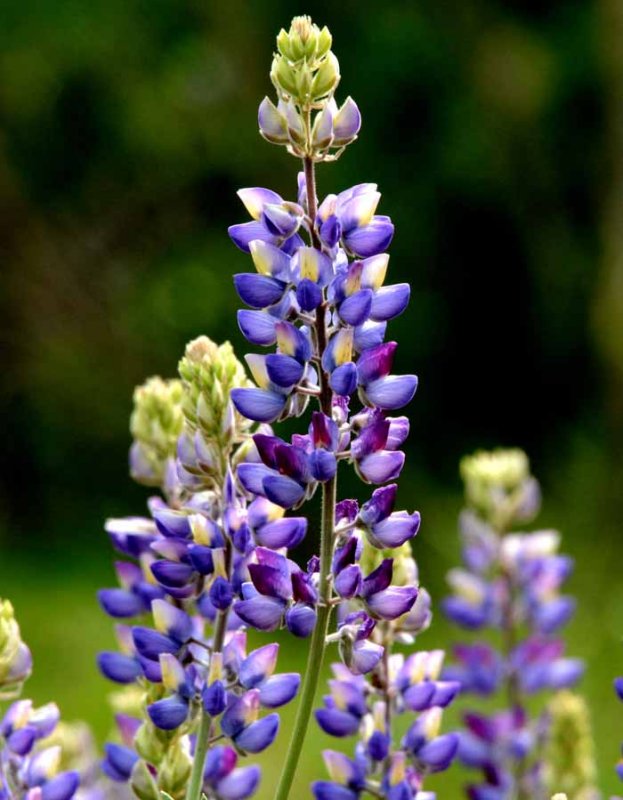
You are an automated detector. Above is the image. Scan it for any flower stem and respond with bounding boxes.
[274,475,335,800]
[185,601,229,800]
[273,154,336,800]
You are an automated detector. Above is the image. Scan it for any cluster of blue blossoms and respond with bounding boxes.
[442,450,584,800]
[94,15,458,800]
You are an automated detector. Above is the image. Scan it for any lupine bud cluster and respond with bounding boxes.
[129,378,184,491]
[0,599,79,800]
[259,16,361,162]
[543,692,598,800]
[0,599,32,701]
[443,449,583,800]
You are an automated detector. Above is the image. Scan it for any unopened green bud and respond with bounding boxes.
[130,760,160,800]
[130,377,184,488]
[0,598,32,699]
[277,17,329,65]
[359,539,418,587]
[179,336,252,448]
[310,52,340,100]
[134,719,174,766]
[271,55,299,98]
[544,692,598,800]
[158,739,192,797]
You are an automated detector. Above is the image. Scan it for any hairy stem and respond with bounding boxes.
[274,154,336,800]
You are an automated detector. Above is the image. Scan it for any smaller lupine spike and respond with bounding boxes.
[443,449,583,800]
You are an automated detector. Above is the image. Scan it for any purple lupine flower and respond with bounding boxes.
[234,548,318,637]
[203,746,261,799]
[443,450,583,799]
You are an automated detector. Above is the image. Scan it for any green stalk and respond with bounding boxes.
[273,153,336,800]
[185,569,230,800]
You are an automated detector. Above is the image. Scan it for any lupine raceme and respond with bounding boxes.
[443,450,585,800]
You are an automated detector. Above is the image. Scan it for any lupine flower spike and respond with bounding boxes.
[443,450,584,800]
[228,15,455,800]
[0,598,80,800]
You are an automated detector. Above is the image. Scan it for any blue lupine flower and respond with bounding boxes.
[228,188,305,254]
[203,746,261,799]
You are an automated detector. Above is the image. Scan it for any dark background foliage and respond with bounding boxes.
[1,0,622,795]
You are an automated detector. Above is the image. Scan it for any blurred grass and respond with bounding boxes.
[2,436,622,797]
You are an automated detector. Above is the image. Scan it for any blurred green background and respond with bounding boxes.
[1,0,623,796]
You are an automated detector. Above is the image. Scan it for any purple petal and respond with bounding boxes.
[234,274,287,309]
[333,97,361,144]
[357,342,397,384]
[263,474,306,508]
[339,289,373,326]
[310,450,337,482]
[330,363,358,397]
[357,451,405,484]
[369,512,420,549]
[366,586,418,621]
[233,596,285,631]
[370,283,410,322]
[239,643,279,688]
[41,772,80,800]
[216,765,261,800]
[237,310,278,346]
[363,375,418,410]
[132,628,178,661]
[229,221,277,253]
[103,744,138,781]
[266,354,305,387]
[258,97,288,144]
[238,187,283,219]
[258,673,301,707]
[349,640,384,675]
[233,714,279,753]
[254,517,307,549]
[285,603,317,637]
[97,652,141,684]
[359,484,397,525]
[416,733,459,772]
[248,564,292,601]
[344,216,394,258]
[353,320,387,352]
[296,279,323,311]
[237,463,275,496]
[97,589,144,619]
[315,708,360,737]
[148,695,189,730]
[362,559,394,598]
[231,388,286,423]
[334,565,362,599]
[150,560,194,589]
[312,782,359,800]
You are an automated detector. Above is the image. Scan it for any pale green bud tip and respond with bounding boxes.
[178,336,252,453]
[130,376,184,488]
[461,448,530,491]
[0,598,33,698]
[552,795,568,800]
